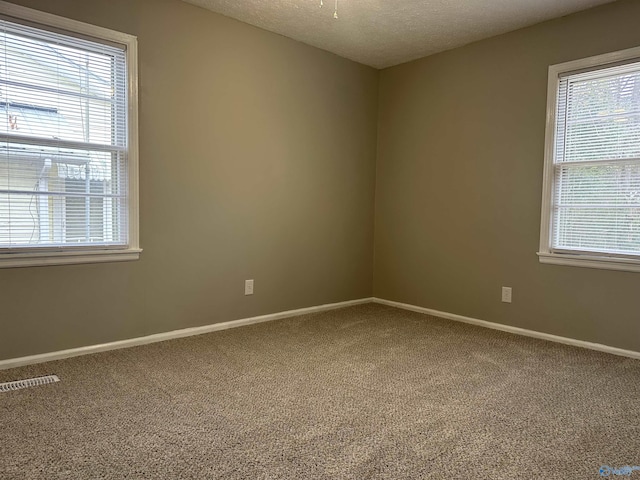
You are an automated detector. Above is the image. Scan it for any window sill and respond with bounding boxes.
[0,248,142,269]
[537,252,640,273]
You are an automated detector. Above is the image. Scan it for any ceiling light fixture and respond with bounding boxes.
[319,0,339,19]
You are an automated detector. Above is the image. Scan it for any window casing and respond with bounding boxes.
[539,46,640,272]
[0,1,139,268]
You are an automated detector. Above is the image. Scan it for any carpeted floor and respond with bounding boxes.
[1,303,639,479]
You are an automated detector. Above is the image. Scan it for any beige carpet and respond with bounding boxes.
[1,303,639,479]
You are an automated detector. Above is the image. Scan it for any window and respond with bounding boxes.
[0,1,139,268]
[539,47,640,272]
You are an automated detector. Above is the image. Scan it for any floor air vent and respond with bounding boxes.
[0,375,60,393]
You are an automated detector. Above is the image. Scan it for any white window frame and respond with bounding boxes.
[0,1,140,268]
[538,45,640,273]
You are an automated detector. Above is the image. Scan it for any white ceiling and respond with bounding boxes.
[183,0,617,69]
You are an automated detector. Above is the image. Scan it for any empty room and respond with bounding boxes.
[1,0,639,478]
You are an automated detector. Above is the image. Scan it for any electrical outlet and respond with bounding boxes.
[245,279,254,296]
[501,286,512,303]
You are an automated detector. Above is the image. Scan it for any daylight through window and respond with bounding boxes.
[540,49,640,271]
[0,4,139,267]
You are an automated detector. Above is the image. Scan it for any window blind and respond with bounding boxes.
[0,17,128,250]
[552,60,640,257]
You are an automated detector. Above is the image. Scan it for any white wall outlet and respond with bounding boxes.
[501,286,512,303]
[245,279,254,296]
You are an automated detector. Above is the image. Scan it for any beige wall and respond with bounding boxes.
[3,0,640,362]
[0,0,379,360]
[374,0,640,351]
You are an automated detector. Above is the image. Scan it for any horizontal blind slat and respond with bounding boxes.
[552,60,640,256]
[0,16,129,249]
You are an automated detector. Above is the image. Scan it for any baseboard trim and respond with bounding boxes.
[0,297,374,371]
[7,296,636,370]
[373,297,640,360]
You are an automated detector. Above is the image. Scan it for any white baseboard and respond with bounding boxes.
[0,297,374,371]
[373,297,640,360]
[6,296,637,371]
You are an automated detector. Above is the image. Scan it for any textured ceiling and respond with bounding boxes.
[183,0,617,69]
